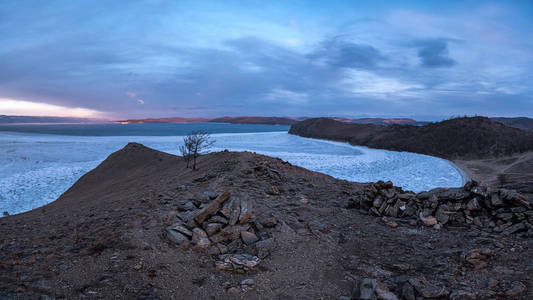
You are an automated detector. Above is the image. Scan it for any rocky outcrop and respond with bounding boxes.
[350,180,533,237]
[165,191,277,272]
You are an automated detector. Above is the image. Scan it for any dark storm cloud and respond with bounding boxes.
[416,39,456,68]
[307,37,386,69]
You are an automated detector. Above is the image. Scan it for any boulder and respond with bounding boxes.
[194,192,230,224]
[419,213,438,227]
[166,228,189,245]
[204,223,224,236]
[255,238,274,258]
[215,254,260,272]
[239,199,253,223]
[408,278,448,298]
[168,223,193,237]
[192,228,211,249]
[241,231,259,245]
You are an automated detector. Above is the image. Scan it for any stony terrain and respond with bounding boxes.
[1,143,532,299]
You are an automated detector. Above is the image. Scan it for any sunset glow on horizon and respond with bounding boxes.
[0,99,106,118]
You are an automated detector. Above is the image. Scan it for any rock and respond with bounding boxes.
[502,222,526,235]
[166,228,190,245]
[449,290,477,300]
[208,215,228,224]
[352,278,376,300]
[241,278,255,291]
[416,191,431,200]
[435,206,450,224]
[217,243,228,254]
[2,211,10,216]
[220,199,233,218]
[419,213,438,227]
[241,231,259,245]
[194,192,230,224]
[241,278,255,286]
[490,193,504,207]
[496,212,513,221]
[261,216,278,227]
[466,198,481,211]
[220,224,251,240]
[215,254,260,272]
[209,233,228,244]
[226,287,240,295]
[462,248,495,270]
[374,280,398,300]
[408,278,448,298]
[204,223,223,236]
[266,185,280,195]
[203,190,219,200]
[373,196,384,208]
[228,198,241,226]
[385,220,398,228]
[192,228,211,249]
[255,238,274,258]
[504,281,526,297]
[401,283,415,300]
[168,223,193,237]
[239,199,253,223]
[176,200,196,211]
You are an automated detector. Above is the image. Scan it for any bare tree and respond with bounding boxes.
[180,130,215,170]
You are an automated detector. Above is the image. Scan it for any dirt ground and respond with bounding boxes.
[1,143,531,299]
[455,151,533,201]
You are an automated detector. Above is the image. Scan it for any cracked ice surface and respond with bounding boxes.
[0,131,465,215]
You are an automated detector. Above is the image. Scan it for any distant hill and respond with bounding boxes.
[208,116,302,125]
[115,117,210,124]
[290,116,533,159]
[113,116,428,126]
[0,115,107,124]
[346,118,429,126]
[491,117,533,131]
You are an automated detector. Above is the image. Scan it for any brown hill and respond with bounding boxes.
[1,143,532,299]
[208,116,299,125]
[115,117,210,124]
[289,116,533,160]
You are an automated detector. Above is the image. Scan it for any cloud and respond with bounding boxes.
[308,37,385,69]
[264,88,308,104]
[340,70,423,98]
[137,99,145,104]
[415,39,456,68]
[0,98,105,118]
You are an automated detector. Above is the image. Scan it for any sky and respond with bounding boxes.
[1,0,532,120]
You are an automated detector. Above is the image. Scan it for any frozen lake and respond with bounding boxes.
[0,126,465,215]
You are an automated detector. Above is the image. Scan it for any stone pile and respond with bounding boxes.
[165,191,276,272]
[351,180,533,236]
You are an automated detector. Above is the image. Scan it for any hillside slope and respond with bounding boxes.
[0,143,532,299]
[290,116,533,159]
[491,117,533,131]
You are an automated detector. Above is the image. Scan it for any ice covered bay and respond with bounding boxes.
[0,131,465,215]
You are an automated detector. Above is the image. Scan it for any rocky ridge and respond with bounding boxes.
[350,180,533,237]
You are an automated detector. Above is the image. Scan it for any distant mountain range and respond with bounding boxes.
[114,116,430,126]
[0,115,107,124]
[3,115,532,130]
